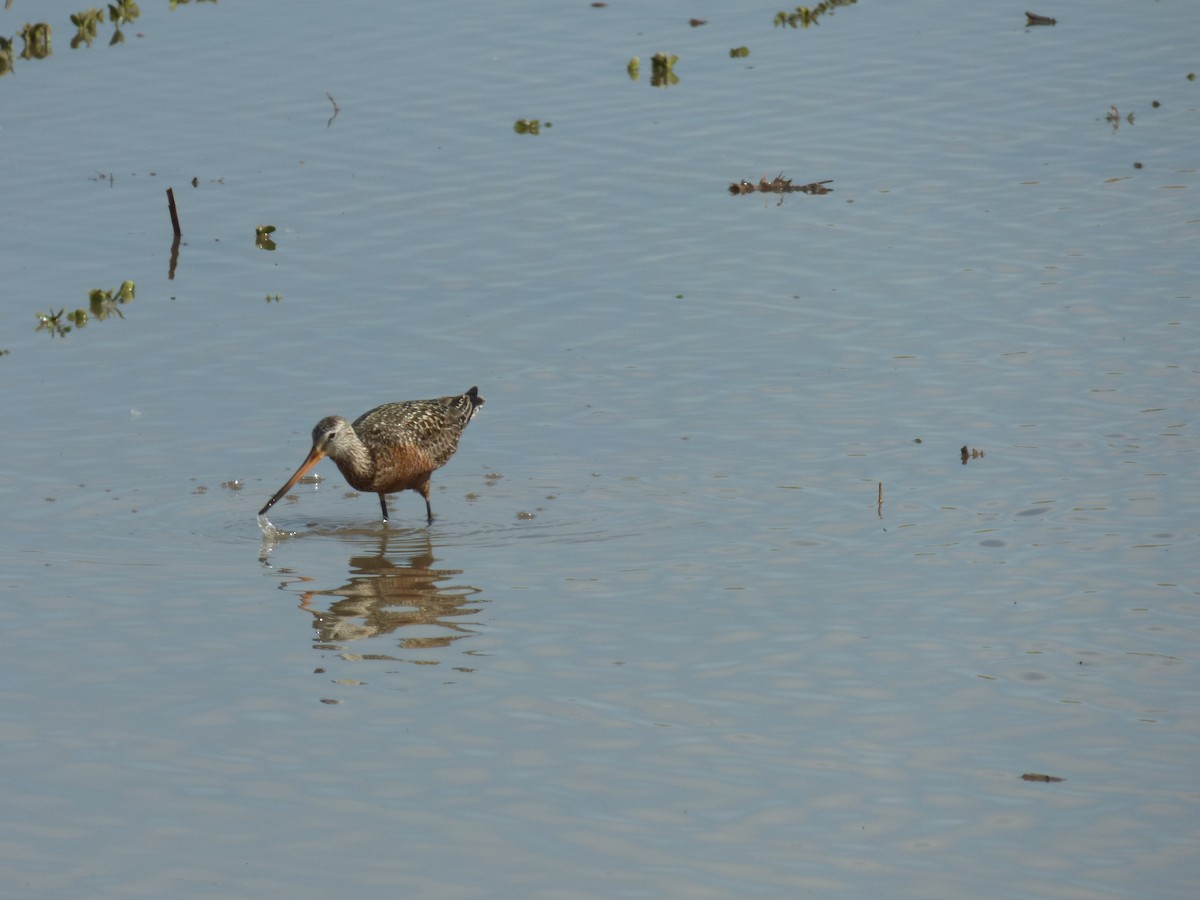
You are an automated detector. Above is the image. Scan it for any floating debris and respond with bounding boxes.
[4,2,142,76]
[35,308,71,338]
[110,0,140,27]
[0,34,15,76]
[689,19,707,28]
[513,118,541,135]
[255,224,277,251]
[70,9,106,48]
[960,445,986,464]
[166,186,182,236]
[1105,105,1134,128]
[35,281,133,338]
[774,1,858,30]
[627,53,680,86]
[650,52,679,87]
[17,22,52,61]
[1024,11,1056,26]
[729,46,750,58]
[1021,773,1064,783]
[729,174,834,198]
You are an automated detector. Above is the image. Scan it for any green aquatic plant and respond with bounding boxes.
[17,22,53,60]
[650,52,678,87]
[36,308,71,338]
[2,1,189,76]
[0,36,14,76]
[774,0,857,29]
[108,0,140,26]
[35,281,134,337]
[255,225,277,251]
[513,119,541,135]
[89,280,135,320]
[627,56,639,80]
[70,9,105,48]
[729,46,750,58]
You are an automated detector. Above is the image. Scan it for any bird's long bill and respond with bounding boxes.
[259,446,326,516]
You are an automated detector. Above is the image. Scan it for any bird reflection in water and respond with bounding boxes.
[288,533,485,660]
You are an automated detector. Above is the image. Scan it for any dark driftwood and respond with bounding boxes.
[729,175,833,196]
[166,187,181,237]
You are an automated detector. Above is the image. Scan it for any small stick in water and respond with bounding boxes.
[166,187,182,237]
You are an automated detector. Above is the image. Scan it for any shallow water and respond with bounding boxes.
[2,1,1198,897]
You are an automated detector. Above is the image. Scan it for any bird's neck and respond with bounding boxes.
[331,428,375,483]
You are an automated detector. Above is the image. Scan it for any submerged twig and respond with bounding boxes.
[1024,11,1056,26]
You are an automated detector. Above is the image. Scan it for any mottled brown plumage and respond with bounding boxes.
[260,387,483,524]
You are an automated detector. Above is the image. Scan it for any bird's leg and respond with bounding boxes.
[415,479,434,525]
[378,493,390,523]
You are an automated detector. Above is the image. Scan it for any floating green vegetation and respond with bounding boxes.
[70,9,106,48]
[90,280,135,319]
[73,4,140,48]
[36,308,74,338]
[109,0,141,27]
[255,225,277,251]
[627,53,678,87]
[774,0,857,29]
[0,1,151,76]
[729,46,750,59]
[36,281,134,338]
[169,0,218,7]
[513,119,540,135]
[265,293,282,303]
[15,22,52,62]
[650,52,678,88]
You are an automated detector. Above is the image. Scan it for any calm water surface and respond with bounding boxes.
[2,1,1198,897]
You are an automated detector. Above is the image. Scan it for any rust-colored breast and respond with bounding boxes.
[349,392,477,494]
